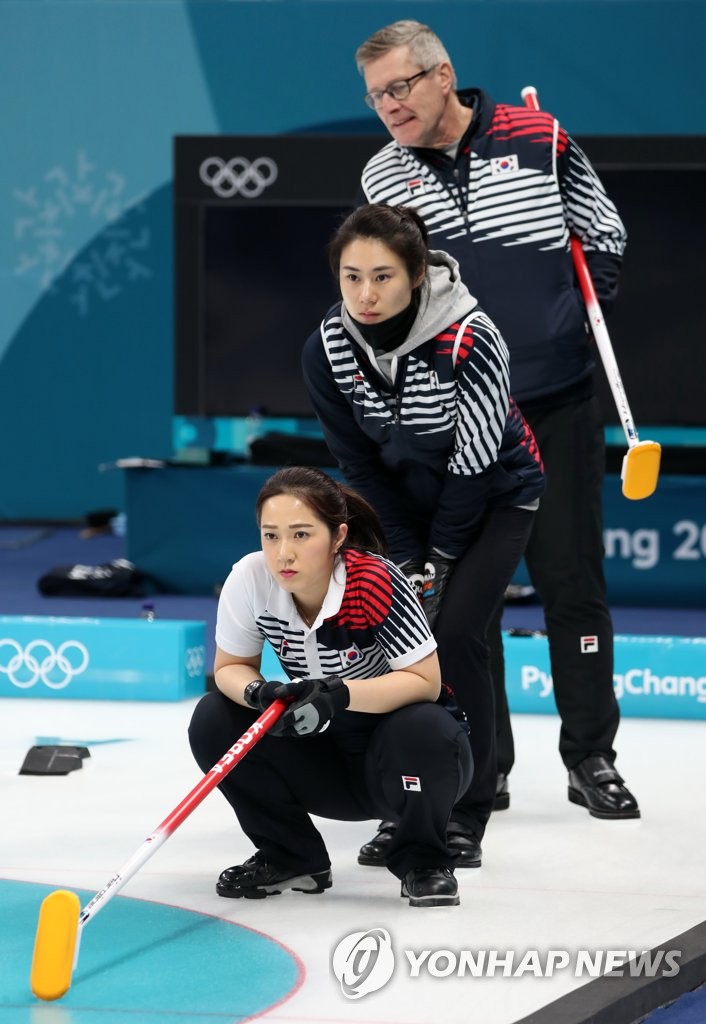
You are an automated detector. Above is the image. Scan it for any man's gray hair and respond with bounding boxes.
[355,20,456,89]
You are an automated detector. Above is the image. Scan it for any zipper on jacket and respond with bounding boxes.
[391,356,409,424]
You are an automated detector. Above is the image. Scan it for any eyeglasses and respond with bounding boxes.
[363,66,437,110]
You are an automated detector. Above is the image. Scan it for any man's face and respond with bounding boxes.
[363,44,452,148]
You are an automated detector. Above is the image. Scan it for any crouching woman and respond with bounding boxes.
[188,466,472,907]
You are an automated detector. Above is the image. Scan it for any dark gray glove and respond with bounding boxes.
[245,676,350,737]
[422,551,457,630]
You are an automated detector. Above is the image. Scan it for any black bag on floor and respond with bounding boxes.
[37,558,145,597]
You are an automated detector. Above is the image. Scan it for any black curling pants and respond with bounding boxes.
[434,506,536,841]
[188,694,472,880]
[491,395,620,774]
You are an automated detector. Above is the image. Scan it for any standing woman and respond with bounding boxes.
[302,204,545,868]
[188,466,472,907]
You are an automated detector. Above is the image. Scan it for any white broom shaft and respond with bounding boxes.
[522,85,639,449]
[570,239,639,448]
[78,832,169,928]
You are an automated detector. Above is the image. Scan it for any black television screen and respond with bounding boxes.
[202,204,349,417]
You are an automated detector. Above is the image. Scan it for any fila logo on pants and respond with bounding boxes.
[581,636,599,654]
[402,776,421,792]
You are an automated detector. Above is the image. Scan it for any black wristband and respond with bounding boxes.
[243,679,264,709]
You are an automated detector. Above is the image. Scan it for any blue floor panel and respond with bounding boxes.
[3,880,299,1023]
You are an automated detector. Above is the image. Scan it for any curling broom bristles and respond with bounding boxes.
[622,441,662,500]
[30,889,81,1001]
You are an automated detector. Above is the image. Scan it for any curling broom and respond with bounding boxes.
[521,85,661,500]
[30,698,288,1001]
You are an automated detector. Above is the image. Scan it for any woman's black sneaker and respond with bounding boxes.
[217,851,332,899]
[359,821,482,868]
[357,821,397,865]
[401,867,459,907]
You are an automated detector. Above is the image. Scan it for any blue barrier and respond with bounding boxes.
[504,633,706,721]
[0,616,206,701]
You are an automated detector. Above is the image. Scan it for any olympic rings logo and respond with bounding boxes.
[185,645,206,678]
[0,638,89,690]
[199,156,278,198]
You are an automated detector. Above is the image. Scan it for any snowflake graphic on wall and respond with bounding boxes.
[13,150,153,317]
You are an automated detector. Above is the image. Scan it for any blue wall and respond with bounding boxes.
[1,0,704,518]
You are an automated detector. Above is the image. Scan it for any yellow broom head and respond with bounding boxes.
[30,889,81,1001]
[622,441,662,500]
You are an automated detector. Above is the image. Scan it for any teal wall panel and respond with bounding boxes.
[0,187,174,519]
[185,1,705,136]
[0,0,704,518]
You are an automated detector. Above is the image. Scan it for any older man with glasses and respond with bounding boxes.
[352,19,639,872]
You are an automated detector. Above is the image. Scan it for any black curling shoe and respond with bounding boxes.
[446,822,483,867]
[359,820,482,868]
[401,867,459,908]
[217,852,332,899]
[357,820,397,865]
[568,754,641,820]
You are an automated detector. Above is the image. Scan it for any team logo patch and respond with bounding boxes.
[580,635,599,654]
[406,178,425,197]
[340,643,362,669]
[491,154,519,175]
[402,775,421,791]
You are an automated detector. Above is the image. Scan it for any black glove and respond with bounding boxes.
[422,550,457,630]
[397,558,425,603]
[244,678,289,715]
[245,676,350,737]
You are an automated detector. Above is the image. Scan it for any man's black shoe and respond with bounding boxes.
[447,822,482,867]
[217,851,332,899]
[401,867,459,908]
[495,773,510,811]
[357,821,397,866]
[359,821,482,867]
[568,755,640,820]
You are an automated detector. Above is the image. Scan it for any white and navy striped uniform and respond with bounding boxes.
[302,282,544,564]
[216,547,436,684]
[360,89,627,405]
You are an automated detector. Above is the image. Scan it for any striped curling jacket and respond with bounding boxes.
[360,89,627,405]
[302,252,545,565]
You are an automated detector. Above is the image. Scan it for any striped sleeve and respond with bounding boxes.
[340,553,436,670]
[429,310,511,555]
[560,135,627,258]
[448,311,510,475]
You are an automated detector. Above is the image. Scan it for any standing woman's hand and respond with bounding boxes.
[397,559,425,602]
[422,551,457,630]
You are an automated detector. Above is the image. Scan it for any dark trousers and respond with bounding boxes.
[492,395,620,773]
[434,506,536,840]
[188,693,472,880]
